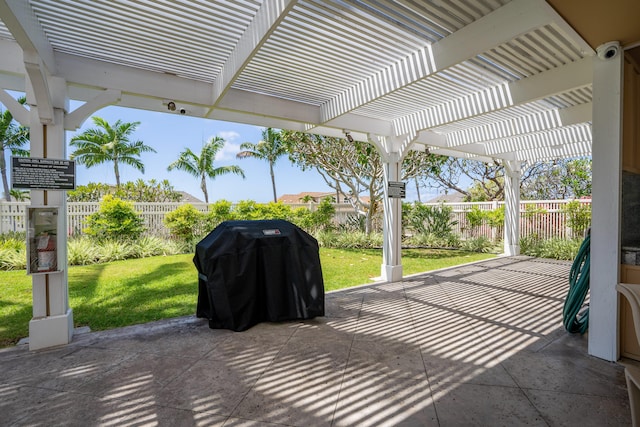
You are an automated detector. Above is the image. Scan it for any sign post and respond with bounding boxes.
[387,181,406,198]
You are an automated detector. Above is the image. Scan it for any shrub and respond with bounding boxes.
[0,247,27,270]
[316,230,382,249]
[465,205,485,237]
[98,239,136,262]
[404,203,457,238]
[308,198,336,233]
[206,200,235,229]
[84,195,145,240]
[67,237,101,265]
[164,204,205,242]
[520,236,582,260]
[562,200,591,238]
[405,233,461,249]
[460,236,497,253]
[132,236,182,258]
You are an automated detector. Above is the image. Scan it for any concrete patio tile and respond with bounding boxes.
[500,351,628,400]
[230,337,351,427]
[154,357,262,417]
[76,352,196,401]
[523,388,631,426]
[1,346,136,391]
[2,388,159,427]
[354,315,418,344]
[324,292,364,318]
[222,417,297,426]
[80,317,234,358]
[292,317,358,341]
[346,339,426,381]
[332,375,437,427]
[432,383,547,426]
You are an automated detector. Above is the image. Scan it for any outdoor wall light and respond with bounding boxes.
[344,130,354,143]
[167,101,176,111]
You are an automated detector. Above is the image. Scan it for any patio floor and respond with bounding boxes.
[0,256,631,426]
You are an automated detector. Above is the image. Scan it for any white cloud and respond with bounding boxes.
[218,131,240,142]
[215,141,241,161]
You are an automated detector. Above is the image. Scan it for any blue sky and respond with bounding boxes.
[4,98,441,203]
[66,105,332,203]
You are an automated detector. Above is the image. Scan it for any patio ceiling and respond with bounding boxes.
[0,0,595,164]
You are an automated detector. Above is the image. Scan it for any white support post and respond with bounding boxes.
[381,158,403,282]
[27,76,74,350]
[589,43,623,362]
[503,160,521,256]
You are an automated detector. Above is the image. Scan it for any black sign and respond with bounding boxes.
[11,157,76,190]
[388,181,406,198]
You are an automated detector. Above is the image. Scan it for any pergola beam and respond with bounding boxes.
[210,0,297,109]
[445,103,592,147]
[394,56,593,137]
[320,0,563,123]
[0,0,56,74]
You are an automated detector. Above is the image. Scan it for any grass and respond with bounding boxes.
[0,248,495,347]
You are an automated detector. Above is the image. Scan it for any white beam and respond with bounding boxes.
[473,124,592,157]
[0,88,28,125]
[415,130,503,163]
[320,0,563,123]
[514,140,591,162]
[217,88,319,124]
[446,103,592,147]
[394,56,593,136]
[24,54,53,124]
[0,0,56,74]
[57,53,214,106]
[210,0,297,107]
[425,146,498,164]
[64,89,122,130]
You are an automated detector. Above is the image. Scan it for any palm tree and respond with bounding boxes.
[168,136,245,203]
[236,128,287,203]
[0,97,29,201]
[69,117,156,188]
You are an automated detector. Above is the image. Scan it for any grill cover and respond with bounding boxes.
[194,220,324,331]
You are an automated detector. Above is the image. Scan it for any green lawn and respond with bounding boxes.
[0,248,495,347]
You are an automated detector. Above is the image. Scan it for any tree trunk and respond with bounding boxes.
[114,159,120,188]
[270,161,277,203]
[0,154,10,201]
[201,174,208,204]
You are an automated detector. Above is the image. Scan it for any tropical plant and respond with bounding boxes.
[9,189,29,201]
[164,204,205,243]
[0,96,29,201]
[403,203,457,238]
[236,128,287,202]
[562,200,591,238]
[167,136,245,203]
[84,195,145,240]
[69,117,156,188]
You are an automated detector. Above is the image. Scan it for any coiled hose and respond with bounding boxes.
[563,232,590,334]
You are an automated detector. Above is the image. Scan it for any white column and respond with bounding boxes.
[381,158,403,282]
[27,76,74,350]
[590,43,623,362]
[503,160,521,256]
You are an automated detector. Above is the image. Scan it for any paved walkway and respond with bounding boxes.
[0,256,631,426]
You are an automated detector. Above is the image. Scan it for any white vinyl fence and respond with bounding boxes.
[0,199,590,240]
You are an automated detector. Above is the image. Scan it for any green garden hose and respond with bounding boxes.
[563,232,590,334]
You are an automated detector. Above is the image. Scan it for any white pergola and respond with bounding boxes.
[1,0,614,356]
